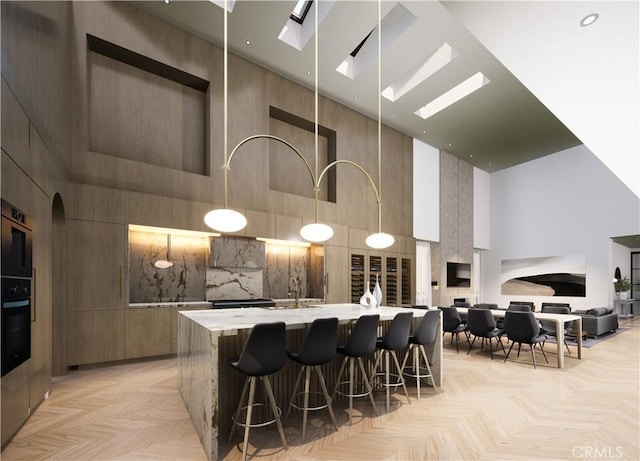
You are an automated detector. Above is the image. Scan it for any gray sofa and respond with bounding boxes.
[573,307,619,338]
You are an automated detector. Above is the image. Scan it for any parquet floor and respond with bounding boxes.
[2,316,639,461]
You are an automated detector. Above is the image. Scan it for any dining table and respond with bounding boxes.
[456,307,582,368]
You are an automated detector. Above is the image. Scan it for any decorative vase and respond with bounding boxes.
[373,274,383,306]
[620,291,628,300]
[360,282,377,308]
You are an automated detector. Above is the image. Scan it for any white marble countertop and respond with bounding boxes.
[178,303,429,336]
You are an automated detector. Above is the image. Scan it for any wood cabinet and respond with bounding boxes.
[66,219,125,311]
[125,308,172,359]
[29,182,52,408]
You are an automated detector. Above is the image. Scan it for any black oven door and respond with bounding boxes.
[1,277,31,377]
[1,200,33,279]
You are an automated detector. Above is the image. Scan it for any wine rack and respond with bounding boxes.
[350,254,365,303]
[386,257,397,305]
[401,258,411,305]
[369,255,382,291]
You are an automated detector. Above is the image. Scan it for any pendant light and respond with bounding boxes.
[366,0,394,250]
[299,0,333,243]
[154,234,174,269]
[204,0,248,233]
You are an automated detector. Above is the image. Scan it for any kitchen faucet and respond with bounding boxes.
[289,276,300,308]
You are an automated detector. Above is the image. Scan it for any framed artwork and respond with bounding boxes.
[501,254,586,297]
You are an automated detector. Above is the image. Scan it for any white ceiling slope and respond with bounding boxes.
[442,0,640,199]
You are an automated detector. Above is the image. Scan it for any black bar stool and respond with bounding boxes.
[401,310,439,399]
[228,322,288,461]
[332,314,380,425]
[286,317,339,441]
[371,311,413,411]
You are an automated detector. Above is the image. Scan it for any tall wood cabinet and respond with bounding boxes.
[350,250,413,306]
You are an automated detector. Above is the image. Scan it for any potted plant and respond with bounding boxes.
[614,276,633,299]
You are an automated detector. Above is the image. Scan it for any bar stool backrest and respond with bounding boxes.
[345,314,380,357]
[381,312,413,350]
[296,317,339,365]
[413,310,440,345]
[236,322,286,376]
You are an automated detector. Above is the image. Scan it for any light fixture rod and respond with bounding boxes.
[223,0,229,208]
[314,0,319,222]
[377,0,382,227]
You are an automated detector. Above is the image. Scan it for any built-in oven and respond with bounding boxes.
[2,199,33,279]
[1,277,31,377]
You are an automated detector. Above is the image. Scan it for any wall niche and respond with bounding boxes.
[128,226,323,304]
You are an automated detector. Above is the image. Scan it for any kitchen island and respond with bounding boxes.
[177,304,442,461]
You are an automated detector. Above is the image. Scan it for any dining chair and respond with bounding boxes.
[439,307,469,353]
[540,305,573,354]
[503,311,549,369]
[466,308,505,360]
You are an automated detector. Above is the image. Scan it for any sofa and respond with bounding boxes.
[573,307,619,338]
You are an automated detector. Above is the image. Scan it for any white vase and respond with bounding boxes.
[373,274,383,306]
[620,291,628,300]
[360,282,377,308]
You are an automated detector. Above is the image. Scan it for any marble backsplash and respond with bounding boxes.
[129,231,207,303]
[129,230,323,303]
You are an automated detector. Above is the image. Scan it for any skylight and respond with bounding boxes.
[414,72,491,120]
[290,0,313,24]
[382,43,457,102]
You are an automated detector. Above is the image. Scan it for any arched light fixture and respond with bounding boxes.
[365,0,394,250]
[204,0,248,233]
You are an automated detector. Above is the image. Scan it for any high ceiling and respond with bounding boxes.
[129,0,582,173]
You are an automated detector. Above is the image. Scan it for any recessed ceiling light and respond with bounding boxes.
[306,71,311,76]
[448,143,452,147]
[245,40,251,45]
[353,95,359,99]
[164,0,170,4]
[423,130,426,134]
[580,13,599,27]
[469,154,473,158]
[392,114,396,118]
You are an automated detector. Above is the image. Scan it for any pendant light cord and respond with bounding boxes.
[377,0,382,233]
[223,0,229,208]
[314,0,319,223]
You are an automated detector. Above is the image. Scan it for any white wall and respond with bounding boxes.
[443,1,640,199]
[473,167,490,250]
[483,144,640,310]
[413,138,439,242]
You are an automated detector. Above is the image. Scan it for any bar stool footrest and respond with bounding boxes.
[335,380,374,399]
[289,391,331,412]
[231,403,283,429]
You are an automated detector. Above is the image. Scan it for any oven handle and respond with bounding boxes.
[32,268,36,322]
[2,299,29,308]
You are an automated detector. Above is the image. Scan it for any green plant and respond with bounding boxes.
[614,276,633,292]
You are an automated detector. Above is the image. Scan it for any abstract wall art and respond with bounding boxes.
[501,254,586,297]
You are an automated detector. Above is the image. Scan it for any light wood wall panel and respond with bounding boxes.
[124,308,172,359]
[67,310,125,366]
[66,219,125,310]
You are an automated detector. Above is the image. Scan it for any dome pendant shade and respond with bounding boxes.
[154,260,174,269]
[300,222,334,242]
[204,208,247,233]
[366,232,394,249]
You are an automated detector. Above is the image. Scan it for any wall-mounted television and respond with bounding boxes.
[447,262,471,287]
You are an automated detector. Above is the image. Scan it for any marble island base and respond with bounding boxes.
[177,304,443,461]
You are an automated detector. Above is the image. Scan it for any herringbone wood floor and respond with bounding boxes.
[3,317,639,461]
